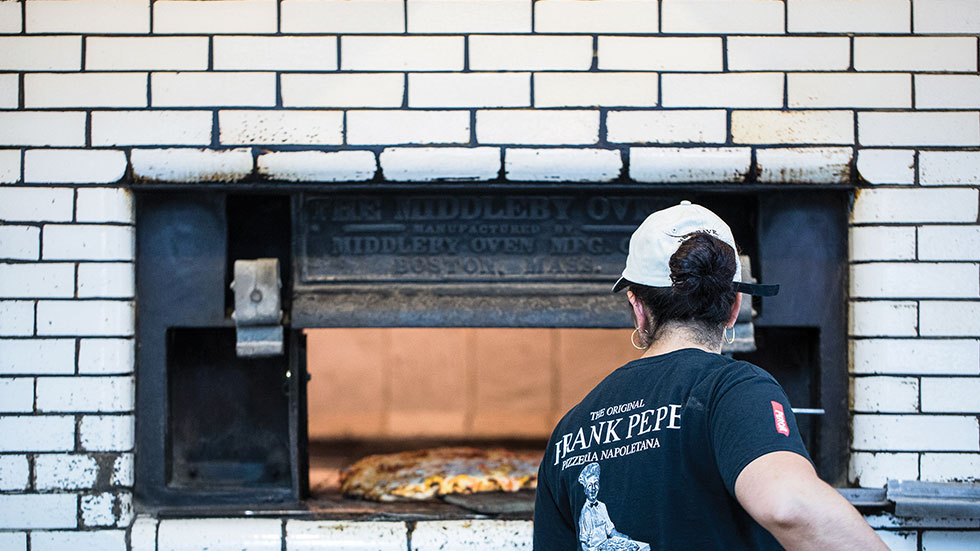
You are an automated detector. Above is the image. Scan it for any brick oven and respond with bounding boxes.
[1,1,980,551]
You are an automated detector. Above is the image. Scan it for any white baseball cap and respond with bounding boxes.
[612,200,778,296]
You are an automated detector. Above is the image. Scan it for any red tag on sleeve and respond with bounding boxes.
[771,401,790,436]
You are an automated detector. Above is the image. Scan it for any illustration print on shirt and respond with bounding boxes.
[577,462,651,551]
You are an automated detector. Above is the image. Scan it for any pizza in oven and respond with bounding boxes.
[339,446,541,501]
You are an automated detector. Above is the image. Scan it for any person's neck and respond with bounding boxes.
[640,325,721,359]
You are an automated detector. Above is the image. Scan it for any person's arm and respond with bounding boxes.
[734,451,889,551]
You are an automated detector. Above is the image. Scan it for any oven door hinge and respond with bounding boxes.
[230,258,284,357]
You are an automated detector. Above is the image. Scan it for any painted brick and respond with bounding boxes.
[380,147,500,181]
[849,301,917,337]
[0,454,29,489]
[0,532,26,551]
[131,517,158,551]
[408,0,531,33]
[851,262,979,299]
[914,0,980,33]
[787,0,911,33]
[920,151,980,186]
[469,35,592,70]
[37,300,134,337]
[42,225,134,261]
[727,37,850,71]
[0,263,74,298]
[287,520,406,551]
[0,73,17,108]
[412,520,532,551]
[504,148,622,182]
[853,376,919,412]
[130,148,254,183]
[852,414,979,451]
[0,188,74,223]
[0,226,40,261]
[922,531,980,550]
[851,339,980,375]
[31,530,126,551]
[80,414,134,451]
[157,518,282,551]
[662,0,784,34]
[607,110,725,144]
[0,112,86,147]
[348,110,470,145]
[0,339,75,375]
[219,110,344,145]
[0,1,21,33]
[534,0,658,33]
[860,112,980,147]
[476,109,598,145]
[0,378,33,413]
[921,453,980,482]
[534,72,658,108]
[257,150,377,182]
[76,188,134,224]
[856,149,915,185]
[630,147,751,183]
[409,73,530,108]
[151,72,276,108]
[281,73,405,108]
[849,452,919,488]
[598,37,721,71]
[34,454,99,490]
[920,301,980,337]
[916,75,980,109]
[0,36,81,70]
[663,73,783,108]
[86,37,208,71]
[112,453,134,485]
[341,36,464,71]
[213,36,338,71]
[0,494,77,529]
[756,147,853,184]
[0,149,19,184]
[854,37,977,71]
[919,226,980,261]
[877,532,917,551]
[0,300,34,336]
[26,0,149,34]
[852,188,978,224]
[850,226,915,261]
[80,493,116,527]
[788,73,910,108]
[281,0,405,34]
[79,339,135,375]
[0,415,75,452]
[921,377,980,413]
[731,110,854,144]
[92,111,212,147]
[153,0,277,34]
[25,149,127,184]
[78,263,135,299]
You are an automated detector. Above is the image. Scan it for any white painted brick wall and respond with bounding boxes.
[849,452,919,488]
[0,226,40,261]
[157,518,282,551]
[218,110,344,146]
[0,1,22,33]
[130,148,253,183]
[0,112,87,147]
[852,414,979,451]
[731,110,854,144]
[853,376,919,412]
[849,301,918,337]
[152,72,276,108]
[476,109,599,145]
[0,263,74,298]
[131,516,158,551]
[76,188,134,224]
[81,492,117,527]
[79,339,135,375]
[534,73,658,108]
[598,37,721,71]
[380,147,500,181]
[0,378,34,413]
[281,73,405,108]
[341,36,464,71]
[918,226,980,261]
[42,225,134,261]
[504,148,622,182]
[0,188,75,222]
[919,151,980,186]
[25,0,149,34]
[850,226,916,261]
[469,35,593,70]
[86,37,209,71]
[0,36,81,71]
[851,339,980,375]
[859,112,980,147]
[0,73,17,109]
[77,263,135,299]
[755,147,852,184]
[630,147,751,183]
[257,150,377,182]
[34,454,99,490]
[347,110,470,145]
[920,301,980,337]
[915,75,980,109]
[877,531,917,551]
[153,0,277,34]
[412,519,532,551]
[31,530,127,551]
[80,415,134,452]
[25,149,128,184]
[0,494,77,529]
[0,454,29,490]
[851,188,979,223]
[726,37,850,71]
[0,415,76,452]
[0,301,34,336]
[0,339,76,375]
[287,520,406,551]
[788,73,910,108]
[661,0,785,34]
[213,36,338,71]
[854,37,978,71]
[787,0,911,34]
[37,300,135,337]
[856,149,915,185]
[407,0,531,33]
[281,0,406,34]
[607,110,726,144]
[408,73,530,108]
[92,110,213,146]
[921,453,980,482]
[534,0,658,34]
[851,262,979,299]
[921,531,980,550]
[913,0,980,34]
[921,378,980,413]
[0,149,20,183]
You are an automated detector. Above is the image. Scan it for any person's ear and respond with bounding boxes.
[628,291,647,330]
[727,293,743,329]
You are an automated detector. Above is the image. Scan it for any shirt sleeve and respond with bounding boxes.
[533,457,579,551]
[708,364,812,497]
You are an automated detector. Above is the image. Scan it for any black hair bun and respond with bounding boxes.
[668,232,737,308]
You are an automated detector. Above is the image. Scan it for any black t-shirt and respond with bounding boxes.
[533,348,811,551]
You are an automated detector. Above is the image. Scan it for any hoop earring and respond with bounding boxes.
[631,328,645,350]
[724,326,735,345]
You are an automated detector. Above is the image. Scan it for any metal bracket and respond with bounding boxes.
[230,258,283,357]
